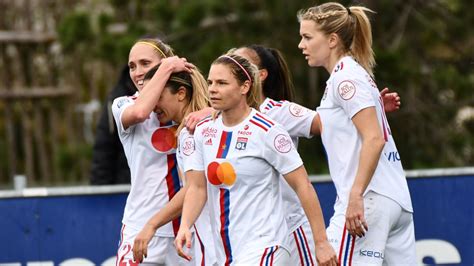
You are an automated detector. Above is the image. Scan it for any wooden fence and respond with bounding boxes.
[0,0,97,188]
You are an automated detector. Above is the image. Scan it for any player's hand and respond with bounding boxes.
[160,56,195,74]
[380,87,401,113]
[132,223,156,263]
[315,240,339,266]
[184,107,214,134]
[345,192,368,238]
[174,227,193,261]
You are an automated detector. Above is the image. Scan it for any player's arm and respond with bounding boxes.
[175,170,207,261]
[121,57,194,129]
[284,166,338,266]
[310,113,322,136]
[346,106,385,237]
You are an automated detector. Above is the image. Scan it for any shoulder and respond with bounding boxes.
[112,95,137,109]
[248,111,277,133]
[178,128,196,156]
[195,114,213,128]
[260,98,287,113]
[330,58,372,100]
[331,58,357,81]
[178,127,191,139]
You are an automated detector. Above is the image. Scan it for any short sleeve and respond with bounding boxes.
[111,96,135,135]
[264,101,317,138]
[332,76,375,118]
[181,126,205,172]
[262,124,303,175]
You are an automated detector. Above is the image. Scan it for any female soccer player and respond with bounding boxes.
[132,64,216,265]
[231,45,323,265]
[297,2,416,265]
[112,38,195,265]
[175,54,338,265]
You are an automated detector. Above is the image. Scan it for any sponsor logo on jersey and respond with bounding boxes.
[385,151,401,162]
[237,130,252,136]
[151,126,177,152]
[235,137,248,150]
[338,80,356,100]
[202,127,217,138]
[359,249,384,260]
[274,134,292,153]
[237,124,252,136]
[207,161,236,186]
[205,138,213,145]
[116,98,130,109]
[182,136,195,156]
[289,103,306,117]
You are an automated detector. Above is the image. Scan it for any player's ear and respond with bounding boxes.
[177,87,187,102]
[328,32,339,49]
[259,69,268,82]
[240,80,251,95]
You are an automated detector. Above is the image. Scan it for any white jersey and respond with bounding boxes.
[260,98,315,143]
[317,56,413,213]
[177,128,217,266]
[185,108,303,264]
[259,98,317,232]
[112,94,182,237]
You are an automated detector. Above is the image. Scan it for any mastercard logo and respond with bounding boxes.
[151,126,177,152]
[207,161,236,186]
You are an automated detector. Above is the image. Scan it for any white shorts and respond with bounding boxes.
[232,245,290,265]
[326,191,416,266]
[288,221,316,266]
[193,224,218,266]
[116,224,194,266]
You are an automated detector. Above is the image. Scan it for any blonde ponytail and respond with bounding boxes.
[298,2,376,76]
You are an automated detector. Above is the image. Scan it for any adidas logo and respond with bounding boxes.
[205,138,213,145]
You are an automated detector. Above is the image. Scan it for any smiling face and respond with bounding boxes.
[128,43,163,91]
[298,19,332,68]
[207,63,248,112]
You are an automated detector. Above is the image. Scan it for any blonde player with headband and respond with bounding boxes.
[128,39,174,92]
[298,2,416,265]
[113,38,195,265]
[175,54,338,265]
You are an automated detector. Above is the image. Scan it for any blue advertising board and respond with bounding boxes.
[0,168,472,265]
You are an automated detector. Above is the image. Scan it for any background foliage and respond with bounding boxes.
[1,0,472,186]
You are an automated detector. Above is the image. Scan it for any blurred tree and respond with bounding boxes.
[54,0,473,177]
[368,0,474,167]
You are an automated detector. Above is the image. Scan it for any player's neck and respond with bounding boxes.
[222,104,251,127]
[174,113,183,124]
